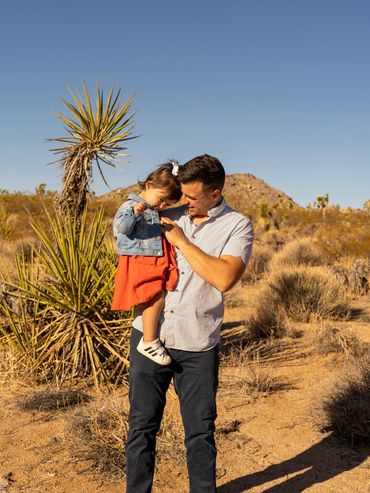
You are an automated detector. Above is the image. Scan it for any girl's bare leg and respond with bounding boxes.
[138,291,171,365]
[141,291,164,342]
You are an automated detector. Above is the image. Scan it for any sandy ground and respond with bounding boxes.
[0,294,369,493]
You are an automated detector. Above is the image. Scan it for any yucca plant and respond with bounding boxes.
[0,206,132,386]
[50,82,136,220]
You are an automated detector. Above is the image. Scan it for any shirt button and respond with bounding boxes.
[170,310,174,313]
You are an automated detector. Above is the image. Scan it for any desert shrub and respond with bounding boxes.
[247,286,288,339]
[314,326,364,357]
[241,243,273,284]
[267,267,351,323]
[0,204,13,239]
[262,229,286,251]
[269,237,324,271]
[348,259,370,294]
[329,258,370,295]
[246,267,351,338]
[315,211,370,259]
[321,355,370,445]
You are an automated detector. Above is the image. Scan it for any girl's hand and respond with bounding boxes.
[160,217,188,249]
[134,202,148,214]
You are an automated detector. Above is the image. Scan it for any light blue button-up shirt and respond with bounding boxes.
[132,199,254,351]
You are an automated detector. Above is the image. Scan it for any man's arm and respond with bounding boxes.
[161,217,249,293]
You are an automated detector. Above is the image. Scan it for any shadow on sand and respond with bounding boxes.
[217,435,369,492]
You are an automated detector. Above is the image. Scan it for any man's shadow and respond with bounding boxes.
[217,435,369,492]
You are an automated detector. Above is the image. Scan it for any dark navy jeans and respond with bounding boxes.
[125,328,219,493]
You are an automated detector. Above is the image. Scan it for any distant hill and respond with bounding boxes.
[101,173,299,214]
[223,173,299,214]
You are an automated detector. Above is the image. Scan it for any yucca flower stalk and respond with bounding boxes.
[49,82,136,220]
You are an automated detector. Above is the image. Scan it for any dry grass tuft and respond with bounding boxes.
[313,326,365,358]
[246,288,288,339]
[269,237,324,271]
[320,354,370,445]
[67,394,128,480]
[215,419,242,435]
[64,391,251,483]
[223,365,292,399]
[241,364,291,396]
[221,338,305,367]
[156,409,186,462]
[66,393,187,479]
[267,267,351,323]
[241,243,273,284]
[19,389,91,412]
[222,361,292,399]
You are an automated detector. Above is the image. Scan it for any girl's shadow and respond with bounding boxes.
[217,435,369,492]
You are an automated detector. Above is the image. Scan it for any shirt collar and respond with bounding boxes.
[207,197,227,219]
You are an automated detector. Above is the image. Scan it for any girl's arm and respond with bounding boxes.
[114,202,146,235]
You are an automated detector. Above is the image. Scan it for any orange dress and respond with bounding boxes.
[111,237,178,311]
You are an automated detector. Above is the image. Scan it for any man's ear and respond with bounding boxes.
[212,189,221,201]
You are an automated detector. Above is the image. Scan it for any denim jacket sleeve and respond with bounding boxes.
[113,202,142,237]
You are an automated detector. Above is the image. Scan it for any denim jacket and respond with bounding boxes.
[113,194,163,256]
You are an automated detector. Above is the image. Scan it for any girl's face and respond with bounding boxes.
[140,184,178,211]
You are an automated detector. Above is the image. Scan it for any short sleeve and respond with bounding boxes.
[221,218,254,265]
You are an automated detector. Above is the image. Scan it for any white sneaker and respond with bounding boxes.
[137,338,172,365]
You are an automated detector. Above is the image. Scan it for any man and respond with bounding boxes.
[126,154,254,492]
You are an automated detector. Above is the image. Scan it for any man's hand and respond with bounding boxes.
[161,217,246,293]
[160,217,189,249]
[134,202,148,215]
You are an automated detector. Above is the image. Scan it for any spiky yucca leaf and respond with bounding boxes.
[0,205,132,387]
[49,82,136,219]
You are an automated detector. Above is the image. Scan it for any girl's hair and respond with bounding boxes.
[138,160,182,201]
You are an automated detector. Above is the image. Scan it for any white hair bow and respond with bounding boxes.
[171,161,180,176]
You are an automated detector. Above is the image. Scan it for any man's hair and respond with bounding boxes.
[178,154,225,191]
[138,160,182,201]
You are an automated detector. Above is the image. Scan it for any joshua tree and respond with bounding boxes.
[49,82,136,220]
[314,193,329,219]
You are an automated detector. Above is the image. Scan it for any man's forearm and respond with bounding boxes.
[176,237,245,293]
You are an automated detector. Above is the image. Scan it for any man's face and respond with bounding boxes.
[180,181,221,217]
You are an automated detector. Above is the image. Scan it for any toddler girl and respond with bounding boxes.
[111,161,182,365]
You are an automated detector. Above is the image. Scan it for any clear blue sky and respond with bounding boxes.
[1,0,369,208]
